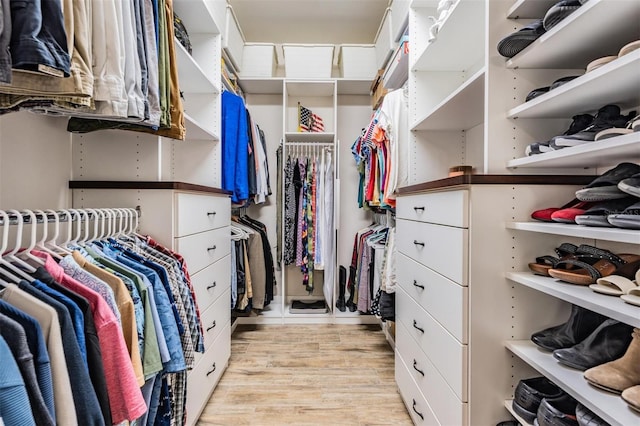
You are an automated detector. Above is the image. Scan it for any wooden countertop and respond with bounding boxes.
[69,181,231,195]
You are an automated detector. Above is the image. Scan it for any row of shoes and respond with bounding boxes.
[511,376,606,425]
[525,105,639,156]
[524,38,640,106]
[531,162,640,229]
[497,0,589,58]
[528,306,640,416]
[528,243,640,304]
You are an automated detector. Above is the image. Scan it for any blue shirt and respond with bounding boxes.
[222,90,249,204]
[0,335,36,426]
[0,300,55,422]
[31,279,87,367]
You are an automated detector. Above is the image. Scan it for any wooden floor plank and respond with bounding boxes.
[196,323,412,425]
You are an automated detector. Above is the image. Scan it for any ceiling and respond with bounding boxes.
[228,0,391,45]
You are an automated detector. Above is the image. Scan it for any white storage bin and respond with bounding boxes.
[282,44,334,79]
[390,0,411,42]
[240,43,278,77]
[374,8,394,70]
[223,6,245,71]
[338,44,377,79]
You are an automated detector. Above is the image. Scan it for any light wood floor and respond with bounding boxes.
[197,323,412,425]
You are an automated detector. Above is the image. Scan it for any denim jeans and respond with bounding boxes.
[0,0,11,84]
[10,0,71,76]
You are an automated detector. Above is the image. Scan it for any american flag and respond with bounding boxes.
[298,103,325,132]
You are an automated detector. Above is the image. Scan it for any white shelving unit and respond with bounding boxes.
[506,0,640,69]
[506,340,638,426]
[507,272,640,328]
[505,221,640,244]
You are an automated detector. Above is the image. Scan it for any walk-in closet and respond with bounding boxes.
[0,0,638,425]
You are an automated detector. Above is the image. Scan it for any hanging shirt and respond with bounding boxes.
[0,335,36,426]
[222,90,250,204]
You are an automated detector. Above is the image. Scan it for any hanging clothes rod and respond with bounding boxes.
[285,142,333,147]
[0,206,142,226]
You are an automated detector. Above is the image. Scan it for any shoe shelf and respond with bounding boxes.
[507,132,640,169]
[506,340,639,426]
[505,0,640,70]
[412,0,485,72]
[506,272,640,329]
[411,67,485,131]
[507,50,640,119]
[506,0,558,19]
[174,39,220,94]
[505,221,640,244]
[503,399,533,426]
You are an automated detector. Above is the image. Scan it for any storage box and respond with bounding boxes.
[223,6,245,72]
[240,43,278,77]
[338,44,377,79]
[374,8,394,70]
[282,44,334,79]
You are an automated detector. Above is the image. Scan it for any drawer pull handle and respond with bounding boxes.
[412,399,424,420]
[413,240,425,247]
[413,206,425,212]
[206,320,216,332]
[413,359,425,377]
[412,320,424,334]
[207,245,217,251]
[206,363,216,376]
[413,280,425,290]
[206,282,217,290]
[207,211,217,216]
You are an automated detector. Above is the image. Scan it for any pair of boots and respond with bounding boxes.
[336,266,357,312]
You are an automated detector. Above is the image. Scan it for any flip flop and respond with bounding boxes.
[575,162,640,202]
[590,267,640,296]
[618,173,640,198]
[528,243,579,276]
[621,288,640,307]
[526,86,550,102]
[618,40,640,57]
[548,253,640,286]
[497,19,546,58]
[586,55,618,73]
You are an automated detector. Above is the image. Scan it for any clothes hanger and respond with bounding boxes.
[20,209,45,266]
[54,209,74,255]
[3,209,37,277]
[40,209,64,260]
[0,210,23,283]
[78,210,91,245]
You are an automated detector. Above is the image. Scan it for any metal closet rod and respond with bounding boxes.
[0,206,142,226]
[285,142,333,147]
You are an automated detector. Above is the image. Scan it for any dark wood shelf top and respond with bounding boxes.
[398,175,596,194]
[69,181,231,195]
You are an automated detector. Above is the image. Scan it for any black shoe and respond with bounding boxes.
[552,318,634,371]
[497,19,546,58]
[531,304,607,351]
[543,0,583,31]
[513,377,564,423]
[576,403,608,426]
[552,105,637,147]
[536,394,579,426]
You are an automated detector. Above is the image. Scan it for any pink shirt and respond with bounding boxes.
[34,251,147,423]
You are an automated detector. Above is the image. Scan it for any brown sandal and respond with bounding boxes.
[548,250,640,285]
[528,243,578,276]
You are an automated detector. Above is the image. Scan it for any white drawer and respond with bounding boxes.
[200,288,231,351]
[396,190,468,228]
[176,193,230,237]
[396,322,468,425]
[186,321,231,426]
[397,287,468,401]
[175,227,231,274]
[396,219,468,285]
[395,349,440,426]
[397,252,468,343]
[191,255,230,311]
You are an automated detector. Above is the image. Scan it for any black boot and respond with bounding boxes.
[336,266,346,312]
[346,265,357,312]
[531,304,607,351]
[552,318,634,370]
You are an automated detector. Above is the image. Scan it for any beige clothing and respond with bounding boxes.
[1,284,78,426]
[72,251,144,387]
